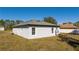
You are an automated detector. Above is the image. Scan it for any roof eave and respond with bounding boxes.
[14,24,59,28]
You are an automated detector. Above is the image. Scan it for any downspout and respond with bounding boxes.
[55,23,58,36]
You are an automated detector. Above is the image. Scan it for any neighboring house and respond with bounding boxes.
[0,26,4,31]
[13,20,60,39]
[77,26,79,29]
[60,23,78,33]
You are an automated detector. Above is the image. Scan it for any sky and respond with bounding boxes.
[0,7,79,24]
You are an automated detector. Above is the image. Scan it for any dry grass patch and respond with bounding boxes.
[30,37,74,51]
[68,34,79,40]
[0,31,74,51]
[0,31,33,51]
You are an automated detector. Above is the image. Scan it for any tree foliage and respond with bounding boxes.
[0,19,5,26]
[44,16,57,24]
[0,19,24,30]
[15,20,24,24]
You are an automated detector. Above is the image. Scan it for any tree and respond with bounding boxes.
[4,19,15,30]
[0,19,5,26]
[4,19,10,30]
[0,19,24,30]
[44,16,57,24]
[15,20,24,24]
[63,22,72,24]
[67,22,72,24]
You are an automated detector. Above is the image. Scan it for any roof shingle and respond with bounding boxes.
[14,20,59,27]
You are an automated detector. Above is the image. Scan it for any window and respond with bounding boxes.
[32,27,35,35]
[52,27,54,33]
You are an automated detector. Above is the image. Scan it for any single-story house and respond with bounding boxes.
[0,26,4,31]
[60,23,78,33]
[13,20,60,39]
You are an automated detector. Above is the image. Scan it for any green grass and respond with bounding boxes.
[0,31,75,51]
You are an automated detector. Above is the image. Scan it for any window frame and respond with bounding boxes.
[32,27,35,35]
[52,27,54,33]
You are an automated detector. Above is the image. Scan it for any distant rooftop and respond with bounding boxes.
[60,23,78,29]
[14,20,59,27]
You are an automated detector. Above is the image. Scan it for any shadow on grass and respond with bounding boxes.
[58,34,79,48]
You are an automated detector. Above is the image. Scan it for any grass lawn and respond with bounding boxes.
[67,34,79,40]
[0,31,75,51]
[66,34,79,51]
